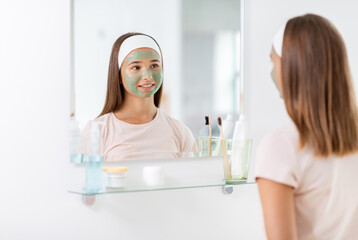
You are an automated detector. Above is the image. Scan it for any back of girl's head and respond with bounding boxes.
[281,13,358,157]
[99,32,163,117]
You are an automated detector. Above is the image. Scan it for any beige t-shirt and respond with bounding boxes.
[255,122,358,240]
[82,108,197,161]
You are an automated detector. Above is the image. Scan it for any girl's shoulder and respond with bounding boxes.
[95,112,112,122]
[81,112,113,137]
[159,110,190,132]
[158,109,197,152]
[255,122,301,188]
[261,122,299,149]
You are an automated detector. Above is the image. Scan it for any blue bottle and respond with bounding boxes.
[85,121,104,194]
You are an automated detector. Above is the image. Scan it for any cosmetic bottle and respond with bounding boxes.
[222,114,234,139]
[85,121,104,194]
[230,114,249,179]
[70,117,83,164]
[232,114,247,141]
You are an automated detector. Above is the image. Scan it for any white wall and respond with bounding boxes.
[0,1,264,239]
[244,0,358,173]
[2,0,358,239]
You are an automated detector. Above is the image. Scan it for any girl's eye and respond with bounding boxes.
[151,64,159,69]
[131,66,140,70]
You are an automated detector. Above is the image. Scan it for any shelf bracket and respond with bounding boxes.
[222,185,234,195]
[82,194,96,206]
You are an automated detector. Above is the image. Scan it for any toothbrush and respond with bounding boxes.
[218,117,232,180]
[205,116,212,156]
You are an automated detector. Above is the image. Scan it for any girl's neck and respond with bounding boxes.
[114,94,158,124]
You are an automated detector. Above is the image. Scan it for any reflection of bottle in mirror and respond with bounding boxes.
[231,114,248,179]
[70,117,83,164]
[222,114,234,139]
[85,121,105,194]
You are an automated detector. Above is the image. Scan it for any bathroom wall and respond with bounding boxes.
[1,0,358,239]
[0,1,264,239]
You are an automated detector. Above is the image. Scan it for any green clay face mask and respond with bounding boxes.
[122,50,163,98]
[270,49,283,98]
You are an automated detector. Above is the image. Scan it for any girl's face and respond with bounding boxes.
[270,47,283,98]
[120,48,163,99]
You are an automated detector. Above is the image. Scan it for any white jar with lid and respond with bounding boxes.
[142,166,163,187]
[103,167,128,188]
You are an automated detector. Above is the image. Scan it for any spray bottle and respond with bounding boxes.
[85,121,105,193]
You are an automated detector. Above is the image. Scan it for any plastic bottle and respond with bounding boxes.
[222,114,234,139]
[70,117,83,164]
[85,121,105,194]
[230,114,249,179]
[232,114,247,140]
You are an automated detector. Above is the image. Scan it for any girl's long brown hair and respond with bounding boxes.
[281,14,358,157]
[98,32,163,117]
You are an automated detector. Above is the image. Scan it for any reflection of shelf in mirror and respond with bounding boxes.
[69,180,256,196]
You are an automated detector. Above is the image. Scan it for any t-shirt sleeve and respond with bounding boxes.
[79,121,91,154]
[255,130,299,188]
[177,122,198,152]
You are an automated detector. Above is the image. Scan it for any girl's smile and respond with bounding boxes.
[137,83,156,91]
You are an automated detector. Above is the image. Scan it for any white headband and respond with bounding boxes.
[272,24,286,57]
[118,35,162,69]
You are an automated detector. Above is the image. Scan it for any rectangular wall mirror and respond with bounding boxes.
[70,0,244,140]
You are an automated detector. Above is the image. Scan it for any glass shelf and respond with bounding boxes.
[69,180,256,196]
[69,154,255,205]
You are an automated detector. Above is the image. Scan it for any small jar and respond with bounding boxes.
[103,167,128,188]
[142,166,163,187]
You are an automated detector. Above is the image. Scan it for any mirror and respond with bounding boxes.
[70,0,244,159]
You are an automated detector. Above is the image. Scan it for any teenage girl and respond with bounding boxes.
[255,14,358,239]
[82,33,197,161]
